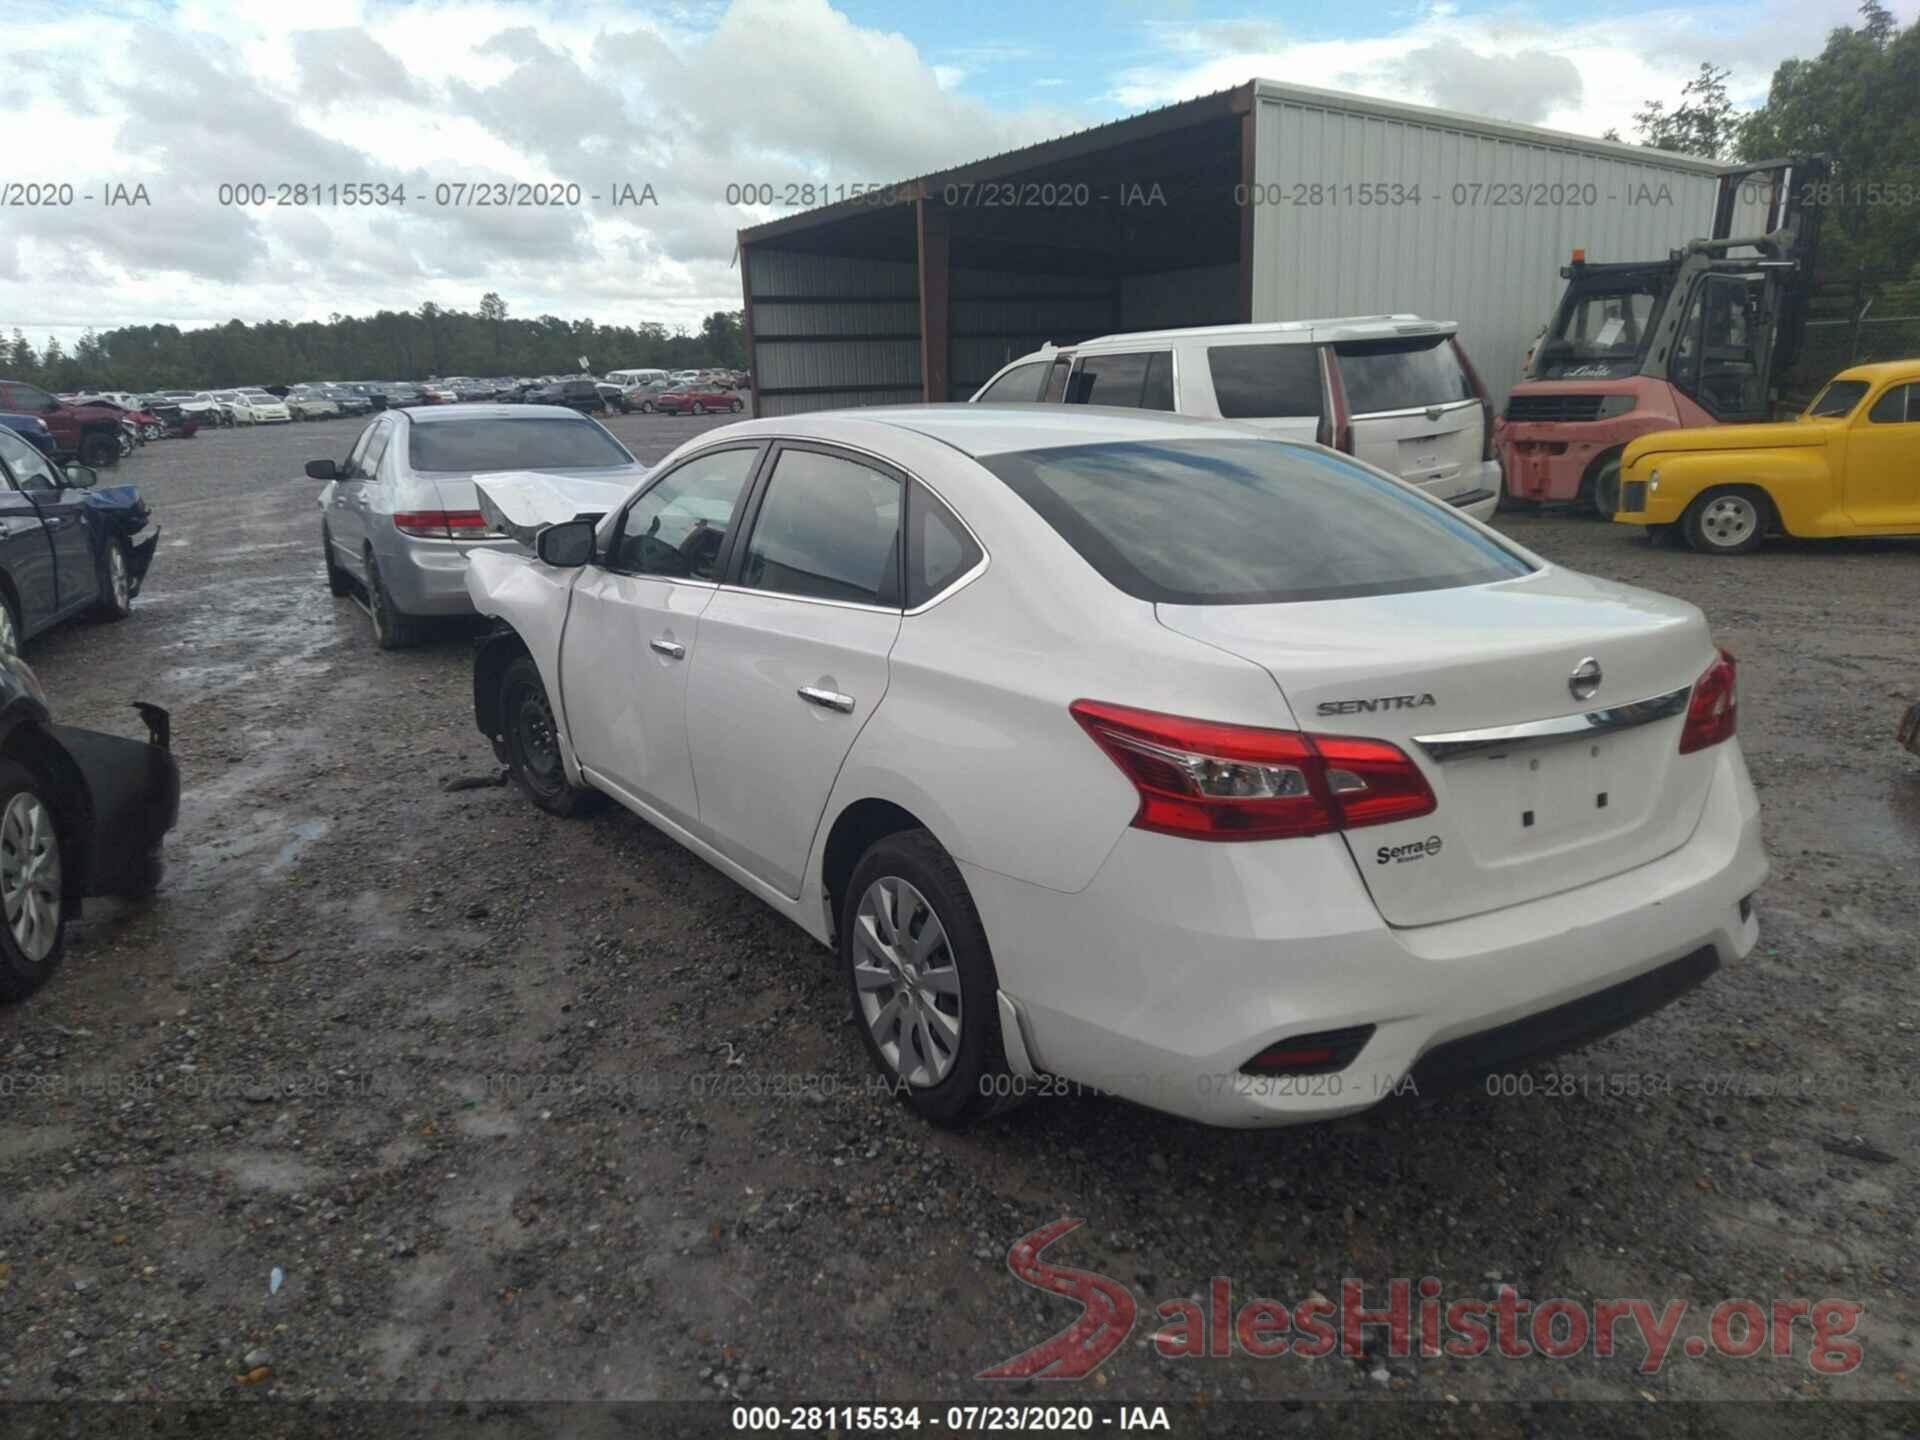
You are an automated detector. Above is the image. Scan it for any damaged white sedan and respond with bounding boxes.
[466,407,1767,1129]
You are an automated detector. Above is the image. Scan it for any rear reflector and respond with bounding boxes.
[1070,700,1436,842]
[1243,1025,1376,1075]
[393,510,497,539]
[1678,648,1738,754]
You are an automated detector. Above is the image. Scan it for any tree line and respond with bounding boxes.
[3,294,748,393]
[1613,1,1920,282]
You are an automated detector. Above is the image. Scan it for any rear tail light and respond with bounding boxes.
[1678,649,1738,754]
[1320,348,1352,454]
[393,510,496,539]
[1070,700,1435,842]
[1449,336,1495,462]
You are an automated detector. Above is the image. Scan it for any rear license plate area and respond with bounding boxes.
[1450,737,1627,858]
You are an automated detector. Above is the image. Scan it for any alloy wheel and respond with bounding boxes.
[109,545,129,609]
[851,877,964,1087]
[0,603,17,656]
[0,791,62,963]
[1698,494,1759,549]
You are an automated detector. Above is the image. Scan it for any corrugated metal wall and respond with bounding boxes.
[1249,95,1772,404]
[948,268,1115,401]
[747,249,921,418]
[1119,265,1240,331]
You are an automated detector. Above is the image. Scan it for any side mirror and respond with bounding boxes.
[535,519,596,568]
[305,459,338,480]
[62,463,97,489]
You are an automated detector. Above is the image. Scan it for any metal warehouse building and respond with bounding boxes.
[736,79,1770,415]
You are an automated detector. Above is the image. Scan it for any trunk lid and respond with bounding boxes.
[1330,333,1485,505]
[433,467,637,554]
[1158,569,1720,926]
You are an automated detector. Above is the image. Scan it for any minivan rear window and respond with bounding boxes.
[1334,336,1473,415]
[981,439,1530,606]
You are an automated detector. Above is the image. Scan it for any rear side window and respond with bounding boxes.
[907,485,983,607]
[1067,351,1173,410]
[1207,344,1324,419]
[357,422,392,478]
[1867,383,1916,423]
[741,448,902,606]
[1334,336,1473,415]
[409,417,633,471]
[981,439,1531,606]
[975,362,1049,403]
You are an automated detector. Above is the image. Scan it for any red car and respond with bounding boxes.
[653,384,744,417]
[0,379,129,467]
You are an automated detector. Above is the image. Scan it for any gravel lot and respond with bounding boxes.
[0,411,1914,1430]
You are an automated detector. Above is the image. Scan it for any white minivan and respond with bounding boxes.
[605,368,669,388]
[970,316,1503,521]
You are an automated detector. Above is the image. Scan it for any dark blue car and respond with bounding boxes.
[0,412,58,458]
[0,424,159,653]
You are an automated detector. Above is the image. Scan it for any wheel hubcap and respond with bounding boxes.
[852,877,962,1087]
[1,791,61,963]
[1701,496,1757,547]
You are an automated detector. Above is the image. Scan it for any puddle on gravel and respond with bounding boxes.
[178,813,333,888]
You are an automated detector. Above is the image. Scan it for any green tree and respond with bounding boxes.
[1737,0,1920,278]
[1633,63,1737,158]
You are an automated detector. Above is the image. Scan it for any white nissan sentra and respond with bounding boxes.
[466,406,1766,1129]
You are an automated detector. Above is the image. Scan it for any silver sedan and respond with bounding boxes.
[310,404,646,648]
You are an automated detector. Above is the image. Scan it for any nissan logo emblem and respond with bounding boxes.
[1569,657,1603,701]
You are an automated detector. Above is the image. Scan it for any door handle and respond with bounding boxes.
[649,637,685,659]
[797,686,855,713]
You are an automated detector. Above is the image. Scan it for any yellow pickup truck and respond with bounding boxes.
[1613,360,1920,554]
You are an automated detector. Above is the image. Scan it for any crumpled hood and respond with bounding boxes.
[84,484,152,529]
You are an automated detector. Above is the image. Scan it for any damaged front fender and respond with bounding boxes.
[84,484,161,594]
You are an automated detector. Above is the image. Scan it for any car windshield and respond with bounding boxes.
[980,438,1532,605]
[245,392,277,402]
[1532,275,1667,381]
[1805,379,1869,417]
[407,417,633,472]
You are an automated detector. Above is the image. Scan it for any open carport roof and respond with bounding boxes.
[734,84,1250,277]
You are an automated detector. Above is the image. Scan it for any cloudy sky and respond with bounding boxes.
[1,0,1905,348]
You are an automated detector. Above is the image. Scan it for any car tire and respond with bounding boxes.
[364,551,421,650]
[729,400,743,413]
[691,402,706,416]
[499,655,600,818]
[841,828,1016,1128]
[1682,486,1769,556]
[93,538,133,620]
[78,431,118,468]
[639,400,654,414]
[0,760,68,1004]
[321,527,353,597]
[1588,456,1622,519]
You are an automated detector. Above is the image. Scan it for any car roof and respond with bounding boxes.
[709,404,1270,458]
[1835,360,1920,384]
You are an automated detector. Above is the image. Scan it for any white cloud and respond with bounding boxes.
[1,0,1079,348]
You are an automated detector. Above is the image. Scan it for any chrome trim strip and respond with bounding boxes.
[1349,397,1482,422]
[1412,683,1693,762]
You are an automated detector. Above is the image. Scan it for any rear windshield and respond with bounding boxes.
[1805,379,1869,417]
[1334,336,1473,415]
[408,417,633,472]
[980,439,1531,605]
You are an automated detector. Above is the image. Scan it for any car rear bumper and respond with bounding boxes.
[52,705,179,900]
[380,538,481,616]
[965,740,1766,1127]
